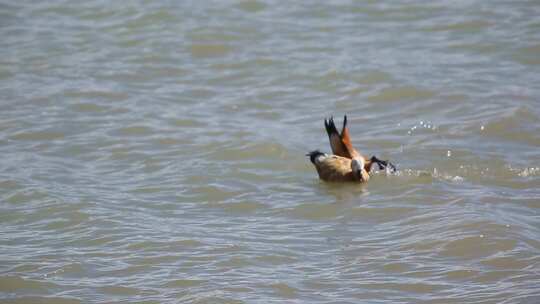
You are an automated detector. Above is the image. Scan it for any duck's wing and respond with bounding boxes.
[325,115,364,160]
[339,115,363,159]
[324,116,353,158]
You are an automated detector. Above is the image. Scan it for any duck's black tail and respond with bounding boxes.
[306,150,325,164]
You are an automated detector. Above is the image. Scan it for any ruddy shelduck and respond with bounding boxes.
[307,115,396,183]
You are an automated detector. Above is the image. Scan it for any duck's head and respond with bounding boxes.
[351,158,370,182]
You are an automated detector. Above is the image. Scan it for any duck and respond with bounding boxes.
[307,115,396,183]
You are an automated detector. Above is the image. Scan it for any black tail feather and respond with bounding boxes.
[306,150,325,164]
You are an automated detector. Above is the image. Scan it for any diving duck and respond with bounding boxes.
[307,115,396,183]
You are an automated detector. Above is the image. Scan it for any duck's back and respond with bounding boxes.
[314,155,356,182]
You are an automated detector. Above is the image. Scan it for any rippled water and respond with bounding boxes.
[1,1,540,303]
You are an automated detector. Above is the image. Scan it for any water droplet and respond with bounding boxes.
[452,176,464,182]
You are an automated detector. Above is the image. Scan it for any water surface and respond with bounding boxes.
[1,1,540,303]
